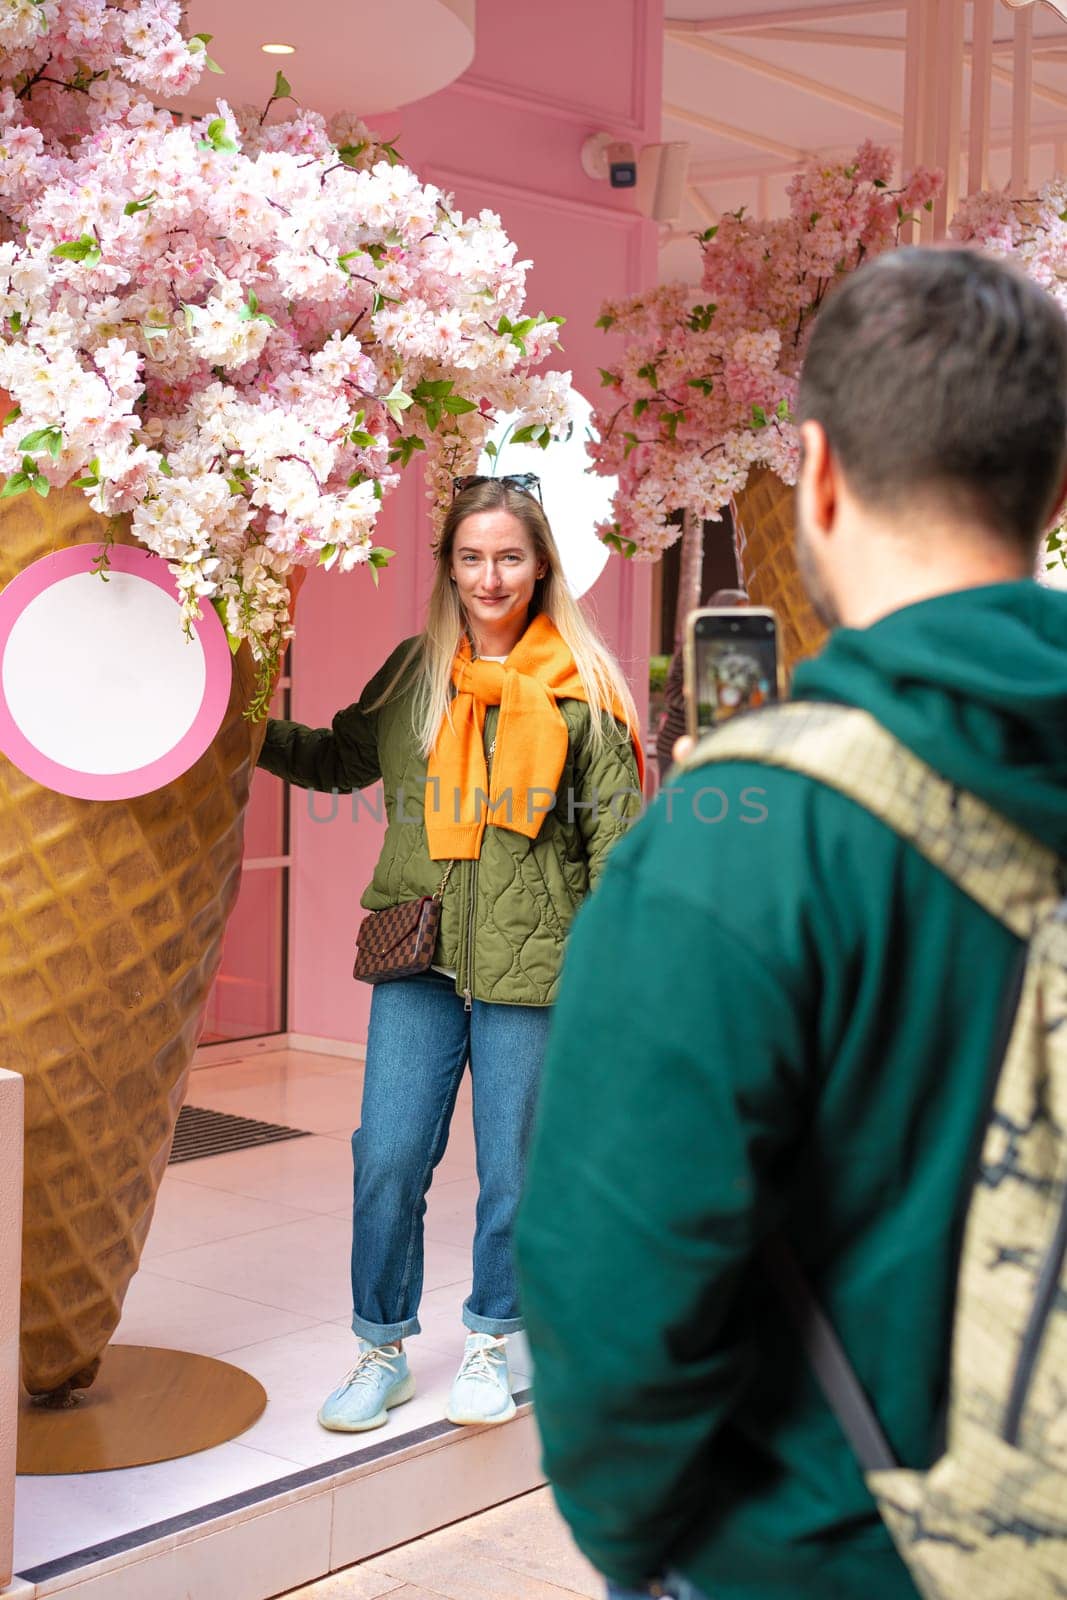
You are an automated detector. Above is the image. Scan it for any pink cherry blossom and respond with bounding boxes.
[0,0,570,707]
[590,147,942,559]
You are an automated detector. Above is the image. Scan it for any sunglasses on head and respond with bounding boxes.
[451,472,543,505]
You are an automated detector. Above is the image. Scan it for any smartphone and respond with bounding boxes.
[684,607,780,739]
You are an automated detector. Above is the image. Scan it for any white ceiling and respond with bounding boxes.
[181,0,475,118]
[661,1,1067,282]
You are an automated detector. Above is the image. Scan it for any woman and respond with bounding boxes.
[259,474,643,1431]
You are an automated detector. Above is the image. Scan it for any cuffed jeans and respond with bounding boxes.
[350,969,552,1344]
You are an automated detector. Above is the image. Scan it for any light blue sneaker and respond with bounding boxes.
[317,1341,415,1432]
[445,1333,516,1425]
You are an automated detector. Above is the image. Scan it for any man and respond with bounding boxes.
[515,248,1067,1600]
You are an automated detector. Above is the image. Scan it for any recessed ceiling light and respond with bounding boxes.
[261,43,296,54]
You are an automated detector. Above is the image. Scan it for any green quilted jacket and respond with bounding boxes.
[258,638,642,1006]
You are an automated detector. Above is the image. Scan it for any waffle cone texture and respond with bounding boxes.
[0,486,262,1397]
[732,467,828,673]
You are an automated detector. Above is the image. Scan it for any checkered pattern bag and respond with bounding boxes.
[353,863,454,985]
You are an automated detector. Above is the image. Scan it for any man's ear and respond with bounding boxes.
[797,419,836,538]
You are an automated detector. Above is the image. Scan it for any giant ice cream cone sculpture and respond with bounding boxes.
[732,467,827,674]
[1,485,261,1398]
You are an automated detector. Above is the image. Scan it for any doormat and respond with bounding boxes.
[168,1105,313,1164]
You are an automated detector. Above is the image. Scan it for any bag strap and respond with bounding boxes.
[434,860,456,900]
[679,703,1065,941]
[762,1237,899,1472]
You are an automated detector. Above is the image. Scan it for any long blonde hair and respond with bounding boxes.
[374,479,639,758]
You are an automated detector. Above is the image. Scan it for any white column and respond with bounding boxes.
[969,0,996,193]
[1012,4,1034,193]
[932,0,966,236]
[902,0,922,176]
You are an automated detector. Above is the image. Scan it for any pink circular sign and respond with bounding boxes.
[0,543,233,801]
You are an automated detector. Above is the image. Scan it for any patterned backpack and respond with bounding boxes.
[683,702,1067,1600]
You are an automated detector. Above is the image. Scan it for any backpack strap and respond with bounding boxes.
[679,702,1065,943]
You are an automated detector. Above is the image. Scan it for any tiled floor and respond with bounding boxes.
[14,1046,531,1577]
[282,1486,603,1600]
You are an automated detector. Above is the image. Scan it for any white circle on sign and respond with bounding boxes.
[3,571,206,773]
[478,389,614,598]
[0,542,232,800]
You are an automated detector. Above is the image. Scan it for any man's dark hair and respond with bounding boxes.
[796,246,1067,549]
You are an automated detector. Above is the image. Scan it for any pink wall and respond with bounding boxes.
[285,0,663,1047]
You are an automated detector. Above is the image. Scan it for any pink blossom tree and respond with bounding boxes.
[589,143,941,566]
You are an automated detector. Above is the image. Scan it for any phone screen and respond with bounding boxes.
[692,611,778,733]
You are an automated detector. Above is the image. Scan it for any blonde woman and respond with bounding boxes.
[259,475,643,1431]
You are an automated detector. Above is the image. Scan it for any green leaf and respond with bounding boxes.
[623,432,639,459]
[699,225,719,242]
[412,379,455,401]
[124,191,156,216]
[387,434,425,467]
[8,311,21,333]
[751,404,768,430]
[199,117,237,154]
[383,380,413,425]
[924,199,935,213]
[379,140,402,166]
[18,425,62,459]
[31,474,49,498]
[318,543,339,571]
[599,368,622,387]
[442,395,478,415]
[349,429,376,449]
[509,424,540,445]
[687,378,714,396]
[157,455,173,477]
[51,233,100,266]
[273,69,292,100]
[367,545,395,588]
[484,441,498,460]
[776,397,791,421]
[662,411,682,441]
[633,397,649,418]
[337,141,368,167]
[636,361,659,386]
[595,312,617,330]
[73,458,101,488]
[872,177,887,189]
[2,404,21,427]
[210,596,241,652]
[0,472,29,499]
[602,528,637,558]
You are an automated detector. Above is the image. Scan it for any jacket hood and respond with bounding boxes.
[792,581,1067,855]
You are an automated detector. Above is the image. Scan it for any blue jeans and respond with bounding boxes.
[350,969,552,1342]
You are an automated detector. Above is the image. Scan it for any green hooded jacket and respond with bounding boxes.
[258,638,642,1007]
[515,581,1067,1597]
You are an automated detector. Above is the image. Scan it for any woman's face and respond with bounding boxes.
[449,508,546,645]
